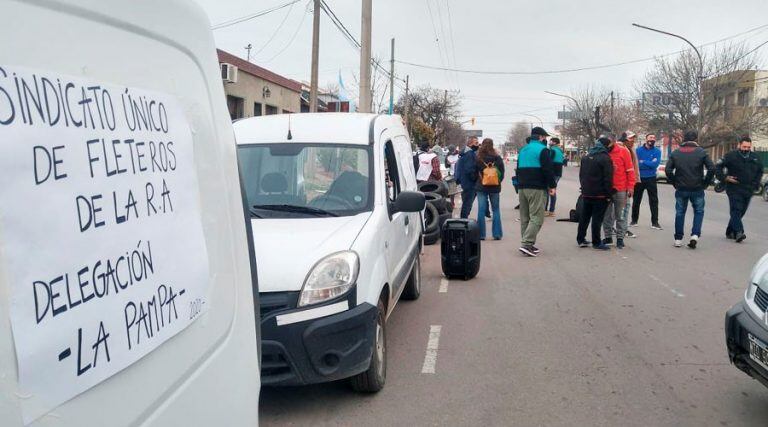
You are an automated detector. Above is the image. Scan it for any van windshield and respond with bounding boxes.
[238,144,372,218]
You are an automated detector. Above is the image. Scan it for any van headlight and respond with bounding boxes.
[298,251,359,307]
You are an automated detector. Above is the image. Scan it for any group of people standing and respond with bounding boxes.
[578,131,764,250]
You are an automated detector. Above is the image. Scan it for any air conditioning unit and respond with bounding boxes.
[759,98,768,107]
[221,63,238,84]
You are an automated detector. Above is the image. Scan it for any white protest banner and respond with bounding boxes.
[0,66,210,424]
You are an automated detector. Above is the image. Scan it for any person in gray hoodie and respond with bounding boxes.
[665,130,715,249]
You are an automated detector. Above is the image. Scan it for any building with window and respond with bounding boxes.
[217,49,301,121]
[703,70,768,158]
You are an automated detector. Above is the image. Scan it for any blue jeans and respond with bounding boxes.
[674,190,705,240]
[477,191,502,239]
[460,186,476,219]
[547,176,561,212]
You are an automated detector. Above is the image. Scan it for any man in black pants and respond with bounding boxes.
[631,133,663,229]
[716,136,764,242]
[577,137,615,250]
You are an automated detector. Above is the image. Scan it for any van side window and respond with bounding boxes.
[383,141,401,203]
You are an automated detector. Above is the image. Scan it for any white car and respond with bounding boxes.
[235,113,425,392]
[726,253,768,388]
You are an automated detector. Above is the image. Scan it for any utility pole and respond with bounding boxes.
[309,0,321,113]
[245,43,252,62]
[442,89,448,146]
[404,75,410,137]
[610,91,615,125]
[389,38,395,115]
[358,0,373,113]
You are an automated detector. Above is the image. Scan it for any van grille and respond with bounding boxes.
[754,286,768,312]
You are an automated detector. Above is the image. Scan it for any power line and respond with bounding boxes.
[211,0,303,30]
[264,1,311,63]
[396,22,768,75]
[251,1,297,58]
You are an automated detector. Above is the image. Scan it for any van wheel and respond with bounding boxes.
[350,299,387,393]
[401,257,421,300]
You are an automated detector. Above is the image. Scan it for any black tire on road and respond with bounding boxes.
[401,257,421,300]
[424,228,440,245]
[418,180,448,197]
[424,192,448,214]
[350,299,387,393]
[424,203,440,234]
[755,184,765,196]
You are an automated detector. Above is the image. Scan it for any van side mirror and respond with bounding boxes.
[392,191,426,213]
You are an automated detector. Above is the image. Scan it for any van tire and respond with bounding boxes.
[401,257,421,300]
[418,180,448,197]
[424,203,439,234]
[350,299,387,393]
[423,228,440,245]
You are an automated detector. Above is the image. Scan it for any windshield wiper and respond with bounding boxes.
[251,204,339,217]
[248,208,264,218]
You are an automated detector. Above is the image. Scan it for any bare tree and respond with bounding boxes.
[394,85,462,145]
[638,42,768,148]
[505,121,530,151]
[561,87,646,146]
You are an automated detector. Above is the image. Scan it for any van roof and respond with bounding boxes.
[233,113,404,145]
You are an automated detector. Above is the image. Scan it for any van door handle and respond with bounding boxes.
[404,216,409,226]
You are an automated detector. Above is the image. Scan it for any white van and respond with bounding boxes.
[234,113,425,391]
[0,1,260,425]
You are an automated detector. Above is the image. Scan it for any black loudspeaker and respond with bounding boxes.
[440,219,481,280]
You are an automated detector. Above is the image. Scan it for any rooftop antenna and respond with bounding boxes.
[245,43,252,62]
[287,114,293,140]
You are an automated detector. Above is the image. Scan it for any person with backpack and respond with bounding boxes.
[475,138,505,240]
[577,137,615,250]
[665,130,715,249]
[516,127,557,256]
[716,136,764,243]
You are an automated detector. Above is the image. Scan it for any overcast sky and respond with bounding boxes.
[196,0,768,143]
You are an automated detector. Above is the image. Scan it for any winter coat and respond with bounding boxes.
[607,144,636,192]
[550,145,565,177]
[516,140,556,190]
[716,149,765,196]
[579,144,615,198]
[666,141,715,191]
[454,149,478,188]
[636,145,662,179]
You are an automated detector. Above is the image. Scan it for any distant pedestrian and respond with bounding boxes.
[416,142,443,183]
[446,146,460,176]
[546,137,564,217]
[475,138,505,240]
[602,134,635,249]
[516,127,557,257]
[455,137,479,218]
[577,138,615,250]
[631,133,663,230]
[665,130,715,249]
[716,136,764,243]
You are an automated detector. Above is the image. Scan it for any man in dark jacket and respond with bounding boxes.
[716,136,765,242]
[516,127,557,257]
[665,130,715,249]
[577,138,615,250]
[454,136,479,218]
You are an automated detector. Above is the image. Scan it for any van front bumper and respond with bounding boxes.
[259,292,377,386]
[725,301,768,388]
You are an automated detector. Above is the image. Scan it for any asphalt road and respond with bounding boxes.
[259,167,768,427]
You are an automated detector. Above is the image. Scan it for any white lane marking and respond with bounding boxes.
[648,274,685,298]
[439,277,449,293]
[421,325,442,374]
[275,301,349,326]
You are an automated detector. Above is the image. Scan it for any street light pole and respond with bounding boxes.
[631,23,704,133]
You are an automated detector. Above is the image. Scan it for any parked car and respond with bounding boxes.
[726,253,768,389]
[235,113,425,392]
[1,1,261,425]
[759,173,768,197]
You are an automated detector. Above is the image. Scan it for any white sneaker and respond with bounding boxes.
[688,235,699,250]
[674,240,683,247]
